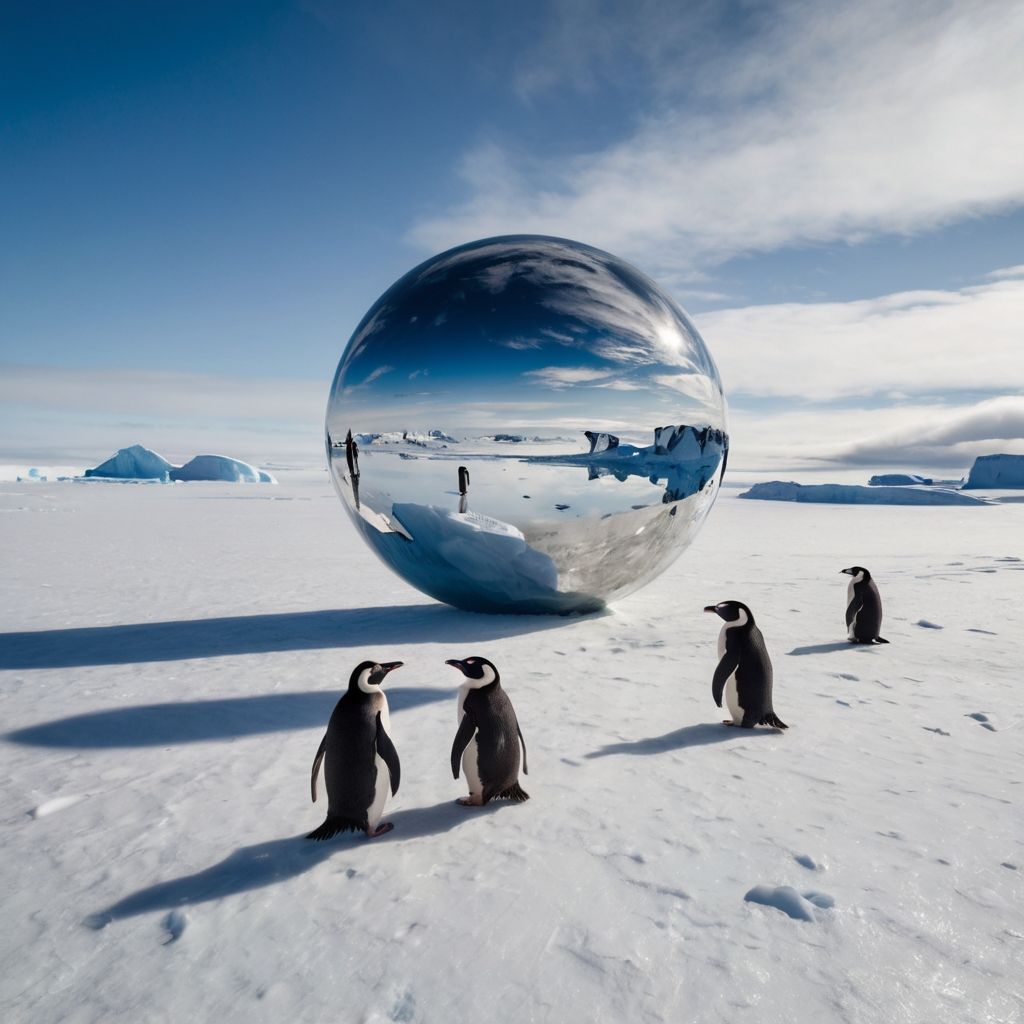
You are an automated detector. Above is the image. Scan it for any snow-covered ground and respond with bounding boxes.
[1,475,1022,1023]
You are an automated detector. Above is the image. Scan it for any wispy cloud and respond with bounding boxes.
[695,272,1024,401]
[410,1,1024,279]
[523,366,612,388]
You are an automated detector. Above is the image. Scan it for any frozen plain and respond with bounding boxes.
[1,472,1021,1024]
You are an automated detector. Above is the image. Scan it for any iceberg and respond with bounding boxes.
[83,446,276,483]
[170,455,275,484]
[740,481,988,506]
[84,445,174,480]
[963,454,1024,489]
[868,473,933,486]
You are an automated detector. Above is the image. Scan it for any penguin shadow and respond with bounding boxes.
[585,721,777,759]
[6,686,448,749]
[787,641,866,656]
[0,602,593,671]
[83,801,504,930]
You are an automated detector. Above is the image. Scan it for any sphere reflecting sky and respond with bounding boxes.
[326,235,728,614]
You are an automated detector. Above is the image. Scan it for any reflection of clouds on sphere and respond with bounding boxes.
[326,235,728,614]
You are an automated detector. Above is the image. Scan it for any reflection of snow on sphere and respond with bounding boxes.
[326,235,728,614]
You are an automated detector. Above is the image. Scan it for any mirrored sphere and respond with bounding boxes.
[326,235,728,614]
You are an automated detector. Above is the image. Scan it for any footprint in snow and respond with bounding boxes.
[966,712,997,731]
[923,726,950,736]
[966,628,998,635]
[793,854,825,871]
[832,673,859,681]
[744,885,834,922]
[916,620,943,630]
[162,909,187,944]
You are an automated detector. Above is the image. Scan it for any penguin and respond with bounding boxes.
[445,656,529,806]
[840,566,889,644]
[704,601,788,729]
[308,660,403,840]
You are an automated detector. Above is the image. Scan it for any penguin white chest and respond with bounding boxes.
[457,686,482,797]
[719,622,744,724]
[367,697,393,830]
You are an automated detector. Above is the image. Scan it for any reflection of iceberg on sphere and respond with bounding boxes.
[325,234,728,614]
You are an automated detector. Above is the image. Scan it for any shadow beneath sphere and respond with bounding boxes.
[0,602,598,670]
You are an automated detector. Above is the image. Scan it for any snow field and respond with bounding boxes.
[1,478,1022,1023]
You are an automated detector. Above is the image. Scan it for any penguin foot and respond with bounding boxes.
[722,720,735,726]
[365,822,394,838]
[457,795,484,807]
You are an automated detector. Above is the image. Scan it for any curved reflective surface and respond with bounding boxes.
[326,235,728,614]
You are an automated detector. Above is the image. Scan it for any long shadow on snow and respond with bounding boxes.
[585,721,777,758]
[83,800,509,929]
[786,641,867,656]
[0,602,589,670]
[5,686,447,748]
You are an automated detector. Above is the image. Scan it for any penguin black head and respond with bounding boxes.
[840,566,871,580]
[348,660,404,694]
[445,656,499,687]
[703,600,755,625]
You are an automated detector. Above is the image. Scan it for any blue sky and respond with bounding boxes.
[2,0,1022,470]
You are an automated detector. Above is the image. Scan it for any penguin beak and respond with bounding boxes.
[444,658,465,672]
[380,661,404,675]
[703,605,718,614]
[840,568,852,575]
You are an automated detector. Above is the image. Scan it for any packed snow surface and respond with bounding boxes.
[740,480,988,506]
[964,453,1024,489]
[1,478,1022,1023]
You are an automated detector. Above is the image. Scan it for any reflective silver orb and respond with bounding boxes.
[326,235,728,614]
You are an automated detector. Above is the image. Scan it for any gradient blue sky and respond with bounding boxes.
[2,0,1023,469]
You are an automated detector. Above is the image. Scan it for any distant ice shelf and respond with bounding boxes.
[739,481,989,506]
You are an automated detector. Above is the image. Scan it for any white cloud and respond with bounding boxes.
[523,366,612,388]
[410,0,1024,278]
[694,273,1024,401]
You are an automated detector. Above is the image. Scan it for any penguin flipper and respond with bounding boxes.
[517,722,528,775]
[451,711,477,779]
[375,712,401,796]
[310,734,327,803]
[846,596,863,630]
[712,649,740,707]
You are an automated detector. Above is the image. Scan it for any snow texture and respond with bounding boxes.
[1,478,1022,1023]
[740,480,988,506]
[964,453,1024,489]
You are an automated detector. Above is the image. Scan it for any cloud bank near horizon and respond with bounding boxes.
[3,269,1022,473]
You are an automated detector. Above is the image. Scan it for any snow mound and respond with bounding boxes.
[868,473,933,486]
[744,884,833,921]
[740,481,988,506]
[963,453,1024,488]
[84,445,173,480]
[170,455,275,484]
